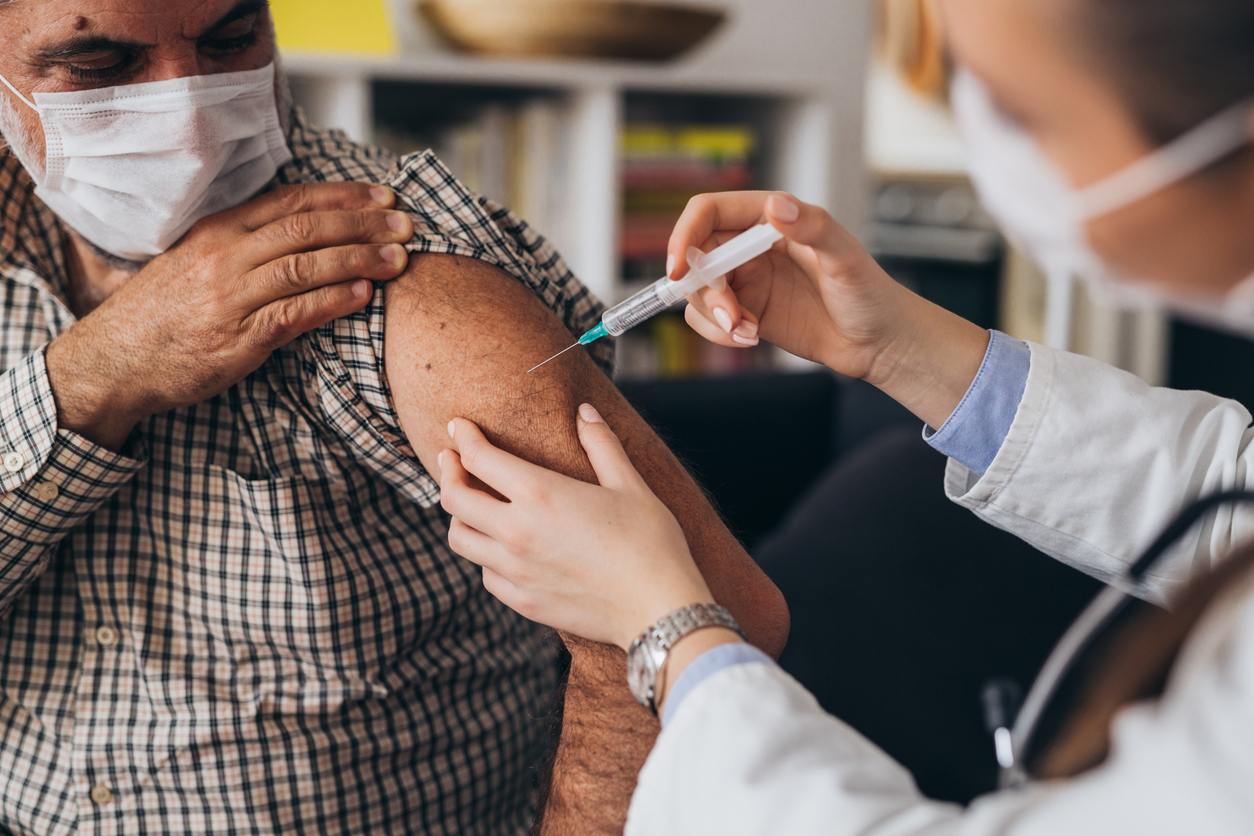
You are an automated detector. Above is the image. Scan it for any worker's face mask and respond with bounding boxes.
[0,63,292,262]
[951,68,1254,333]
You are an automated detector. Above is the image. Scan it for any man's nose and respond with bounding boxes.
[146,49,212,83]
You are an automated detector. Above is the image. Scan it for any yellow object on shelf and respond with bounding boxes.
[271,0,398,55]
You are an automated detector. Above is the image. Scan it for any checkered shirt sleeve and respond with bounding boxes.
[0,349,147,613]
[282,120,613,508]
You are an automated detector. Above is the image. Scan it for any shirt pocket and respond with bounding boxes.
[152,464,395,719]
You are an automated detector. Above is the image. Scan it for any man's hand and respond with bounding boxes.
[45,182,415,450]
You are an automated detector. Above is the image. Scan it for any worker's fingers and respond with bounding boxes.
[761,193,864,278]
[446,516,514,574]
[688,282,743,334]
[438,448,513,536]
[230,182,397,232]
[667,191,780,281]
[684,303,759,348]
[575,404,645,491]
[481,567,526,615]
[447,418,548,501]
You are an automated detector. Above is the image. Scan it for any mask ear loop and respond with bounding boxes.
[0,72,36,111]
[1078,98,1254,220]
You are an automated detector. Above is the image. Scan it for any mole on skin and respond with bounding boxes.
[73,16,88,30]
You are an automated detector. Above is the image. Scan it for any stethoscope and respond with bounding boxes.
[985,489,1254,788]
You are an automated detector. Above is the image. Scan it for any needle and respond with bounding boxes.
[527,342,580,374]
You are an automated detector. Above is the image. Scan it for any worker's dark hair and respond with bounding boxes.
[1080,0,1254,145]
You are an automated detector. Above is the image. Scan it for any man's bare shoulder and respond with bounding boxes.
[381,252,603,469]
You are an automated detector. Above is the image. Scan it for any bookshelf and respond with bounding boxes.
[281,0,869,379]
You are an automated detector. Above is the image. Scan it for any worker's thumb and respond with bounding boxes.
[576,404,640,490]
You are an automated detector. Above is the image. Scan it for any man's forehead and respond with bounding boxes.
[11,0,264,47]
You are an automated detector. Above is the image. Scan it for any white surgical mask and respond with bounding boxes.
[0,63,292,261]
[950,68,1254,333]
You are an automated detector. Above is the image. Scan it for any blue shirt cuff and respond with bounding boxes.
[923,330,1031,476]
[662,641,777,726]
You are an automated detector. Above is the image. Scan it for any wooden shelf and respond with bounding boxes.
[282,50,827,96]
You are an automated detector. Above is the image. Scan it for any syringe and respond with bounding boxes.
[528,223,784,373]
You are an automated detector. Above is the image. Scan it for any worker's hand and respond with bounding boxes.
[45,182,414,450]
[667,191,917,381]
[439,408,715,650]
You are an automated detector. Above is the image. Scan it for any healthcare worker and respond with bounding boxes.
[436,0,1254,832]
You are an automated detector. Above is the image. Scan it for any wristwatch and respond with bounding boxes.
[626,602,744,716]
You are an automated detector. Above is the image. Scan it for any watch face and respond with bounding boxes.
[626,639,657,707]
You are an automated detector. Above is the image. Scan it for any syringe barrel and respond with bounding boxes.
[601,276,682,336]
[599,224,785,337]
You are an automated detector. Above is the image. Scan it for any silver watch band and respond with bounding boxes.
[626,603,744,715]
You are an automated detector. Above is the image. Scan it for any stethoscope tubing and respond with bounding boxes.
[1002,489,1254,787]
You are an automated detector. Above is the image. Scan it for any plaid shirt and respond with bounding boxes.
[0,110,612,836]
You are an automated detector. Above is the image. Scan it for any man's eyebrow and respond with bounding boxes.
[202,0,270,36]
[35,36,150,62]
[32,1,268,61]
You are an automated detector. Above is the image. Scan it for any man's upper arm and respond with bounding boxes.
[381,252,788,655]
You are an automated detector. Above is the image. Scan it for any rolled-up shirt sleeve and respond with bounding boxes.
[0,350,147,614]
[923,330,1031,476]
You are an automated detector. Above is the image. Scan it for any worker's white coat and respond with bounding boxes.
[626,343,1254,834]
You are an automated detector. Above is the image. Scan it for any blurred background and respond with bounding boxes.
[273,0,1254,803]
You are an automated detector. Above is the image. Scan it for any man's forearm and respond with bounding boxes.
[538,410,788,834]
[537,638,659,835]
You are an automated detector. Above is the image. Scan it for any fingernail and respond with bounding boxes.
[370,185,393,206]
[712,307,734,333]
[770,195,800,223]
[579,403,604,424]
[437,451,444,469]
[733,320,758,339]
[448,420,456,440]
[352,280,371,298]
[666,253,676,278]
[381,243,405,266]
[388,212,409,233]
[732,333,759,346]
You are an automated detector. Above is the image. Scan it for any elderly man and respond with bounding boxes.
[0,1,787,834]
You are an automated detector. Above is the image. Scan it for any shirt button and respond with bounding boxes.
[32,481,58,501]
[89,784,113,804]
[94,625,119,647]
[2,452,24,472]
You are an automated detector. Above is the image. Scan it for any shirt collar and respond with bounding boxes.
[0,150,74,302]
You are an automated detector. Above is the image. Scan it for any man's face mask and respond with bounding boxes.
[951,68,1254,335]
[0,63,291,262]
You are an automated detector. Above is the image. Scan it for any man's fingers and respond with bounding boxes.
[447,418,547,501]
[249,209,413,266]
[231,182,397,231]
[575,404,642,491]
[438,448,514,537]
[248,243,409,307]
[246,280,373,350]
